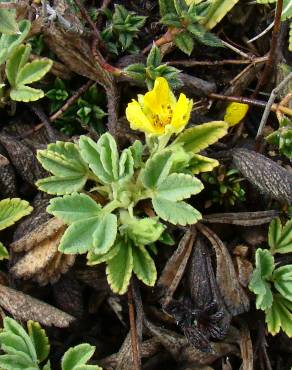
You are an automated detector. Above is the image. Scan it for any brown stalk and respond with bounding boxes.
[128,280,141,370]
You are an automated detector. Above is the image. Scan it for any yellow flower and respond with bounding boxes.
[126,77,193,136]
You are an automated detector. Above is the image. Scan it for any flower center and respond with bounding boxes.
[151,104,173,128]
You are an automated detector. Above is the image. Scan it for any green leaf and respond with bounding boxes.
[0,198,32,231]
[156,173,204,201]
[37,141,88,178]
[79,136,112,183]
[159,0,176,17]
[147,44,162,68]
[10,85,45,102]
[142,150,173,189]
[87,240,121,266]
[5,44,31,86]
[119,148,134,181]
[36,175,88,195]
[0,241,9,260]
[123,63,145,80]
[0,9,19,35]
[27,321,50,363]
[93,213,117,254]
[189,154,219,174]
[273,265,292,302]
[15,58,53,86]
[58,217,100,254]
[249,249,274,310]
[275,219,292,254]
[174,31,194,55]
[172,121,228,153]
[0,354,35,370]
[47,193,102,224]
[129,140,143,168]
[61,343,96,370]
[132,245,157,286]
[187,24,223,47]
[266,295,292,337]
[121,216,165,245]
[97,133,119,181]
[174,0,189,15]
[0,332,29,357]
[268,218,282,251]
[203,0,240,30]
[152,197,202,225]
[0,20,31,65]
[106,240,133,294]
[3,317,37,364]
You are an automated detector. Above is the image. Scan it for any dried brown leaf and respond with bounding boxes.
[197,224,250,315]
[232,148,292,204]
[0,284,75,327]
[203,210,279,226]
[157,229,195,305]
[11,217,65,252]
[238,323,253,370]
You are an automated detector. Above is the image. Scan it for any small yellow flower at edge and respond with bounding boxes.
[126,77,193,136]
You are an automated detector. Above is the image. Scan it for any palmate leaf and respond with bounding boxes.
[152,197,201,225]
[273,265,292,302]
[159,0,176,17]
[249,249,274,310]
[172,121,228,153]
[0,241,9,260]
[147,44,162,68]
[61,344,101,370]
[0,317,38,365]
[47,193,102,224]
[79,136,113,184]
[37,142,89,195]
[0,198,32,231]
[268,218,292,254]
[156,173,204,201]
[97,133,119,181]
[27,321,50,363]
[106,240,133,294]
[265,295,292,337]
[142,150,173,189]
[132,245,157,286]
[122,216,165,245]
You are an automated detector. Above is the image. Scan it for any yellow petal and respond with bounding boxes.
[125,100,155,134]
[171,93,193,132]
[144,77,171,114]
[224,102,249,127]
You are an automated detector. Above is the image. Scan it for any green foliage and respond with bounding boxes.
[101,4,146,55]
[61,343,101,370]
[0,6,19,35]
[46,79,106,135]
[268,217,292,254]
[37,123,226,294]
[201,166,245,207]
[0,198,32,231]
[159,0,225,55]
[5,44,52,102]
[0,317,102,370]
[266,117,292,159]
[124,44,182,90]
[0,241,9,260]
[249,217,292,337]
